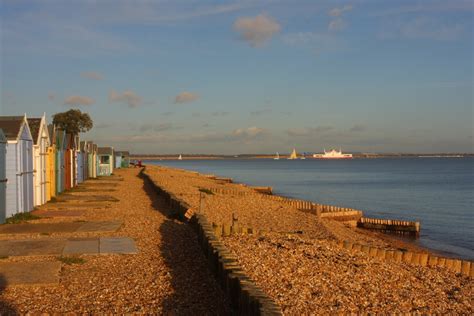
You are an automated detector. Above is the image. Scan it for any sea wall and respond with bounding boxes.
[141,168,282,315]
[213,222,473,279]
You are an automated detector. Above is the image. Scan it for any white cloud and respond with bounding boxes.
[287,126,334,137]
[232,127,265,139]
[234,14,281,47]
[174,91,199,104]
[328,18,346,32]
[109,89,142,108]
[63,95,95,106]
[81,71,104,80]
[328,5,353,17]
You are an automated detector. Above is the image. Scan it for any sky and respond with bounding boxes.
[0,0,473,154]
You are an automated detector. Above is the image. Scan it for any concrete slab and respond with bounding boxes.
[46,202,111,209]
[63,238,99,255]
[0,239,66,256]
[31,210,86,218]
[77,221,122,233]
[0,261,62,286]
[0,221,122,235]
[57,195,119,202]
[99,237,137,254]
[0,222,82,234]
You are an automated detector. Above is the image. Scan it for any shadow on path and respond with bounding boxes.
[139,172,230,314]
[0,275,18,315]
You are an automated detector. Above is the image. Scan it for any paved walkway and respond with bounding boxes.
[0,237,137,257]
[0,221,122,234]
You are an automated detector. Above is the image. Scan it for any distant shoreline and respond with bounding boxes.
[131,153,473,160]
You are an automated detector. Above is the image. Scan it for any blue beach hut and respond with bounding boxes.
[0,115,34,218]
[0,129,6,223]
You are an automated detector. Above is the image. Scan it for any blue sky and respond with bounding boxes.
[1,0,473,154]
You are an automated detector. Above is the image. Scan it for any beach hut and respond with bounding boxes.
[98,147,114,176]
[121,151,130,168]
[76,137,85,184]
[80,141,89,182]
[114,151,122,169]
[46,124,56,200]
[28,115,50,206]
[115,151,130,168]
[64,133,77,190]
[55,129,66,195]
[0,129,7,223]
[86,142,97,179]
[0,115,34,218]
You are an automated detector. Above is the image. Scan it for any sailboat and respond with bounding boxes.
[178,154,183,160]
[274,152,280,160]
[288,148,298,160]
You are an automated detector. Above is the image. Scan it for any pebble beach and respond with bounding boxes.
[144,164,473,314]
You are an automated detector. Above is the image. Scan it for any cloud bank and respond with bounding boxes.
[81,71,104,80]
[234,14,281,47]
[174,91,199,104]
[109,89,142,108]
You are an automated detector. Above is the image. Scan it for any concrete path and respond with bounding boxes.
[56,195,119,202]
[0,262,62,286]
[0,237,137,257]
[31,210,86,218]
[0,221,122,235]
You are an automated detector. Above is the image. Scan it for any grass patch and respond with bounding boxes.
[199,188,214,195]
[0,256,9,260]
[5,212,41,224]
[57,256,86,265]
[49,197,58,203]
[40,232,50,236]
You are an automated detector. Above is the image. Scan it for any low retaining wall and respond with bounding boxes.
[339,240,473,278]
[357,217,420,237]
[141,168,281,315]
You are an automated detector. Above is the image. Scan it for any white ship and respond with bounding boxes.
[288,148,298,160]
[313,148,352,159]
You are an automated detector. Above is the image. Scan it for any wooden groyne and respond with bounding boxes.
[357,217,420,237]
[212,222,473,279]
[142,168,282,315]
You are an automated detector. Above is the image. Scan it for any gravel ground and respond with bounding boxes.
[144,165,473,314]
[0,168,229,314]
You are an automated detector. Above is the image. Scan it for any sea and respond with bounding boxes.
[145,158,474,260]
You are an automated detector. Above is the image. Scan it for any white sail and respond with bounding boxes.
[274,152,280,160]
[178,154,183,160]
[288,148,298,160]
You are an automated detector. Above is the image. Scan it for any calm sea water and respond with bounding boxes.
[146,158,474,260]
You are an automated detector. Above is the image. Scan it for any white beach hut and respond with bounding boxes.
[0,115,34,218]
[27,114,50,206]
[0,129,7,223]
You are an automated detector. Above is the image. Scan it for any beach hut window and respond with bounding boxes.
[100,156,110,164]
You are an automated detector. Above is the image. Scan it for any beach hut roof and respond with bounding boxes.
[27,115,49,146]
[0,116,28,140]
[98,147,114,155]
[26,118,42,143]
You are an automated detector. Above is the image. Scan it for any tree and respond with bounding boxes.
[52,109,93,135]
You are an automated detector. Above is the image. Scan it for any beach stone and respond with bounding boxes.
[0,261,62,286]
[99,237,137,254]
